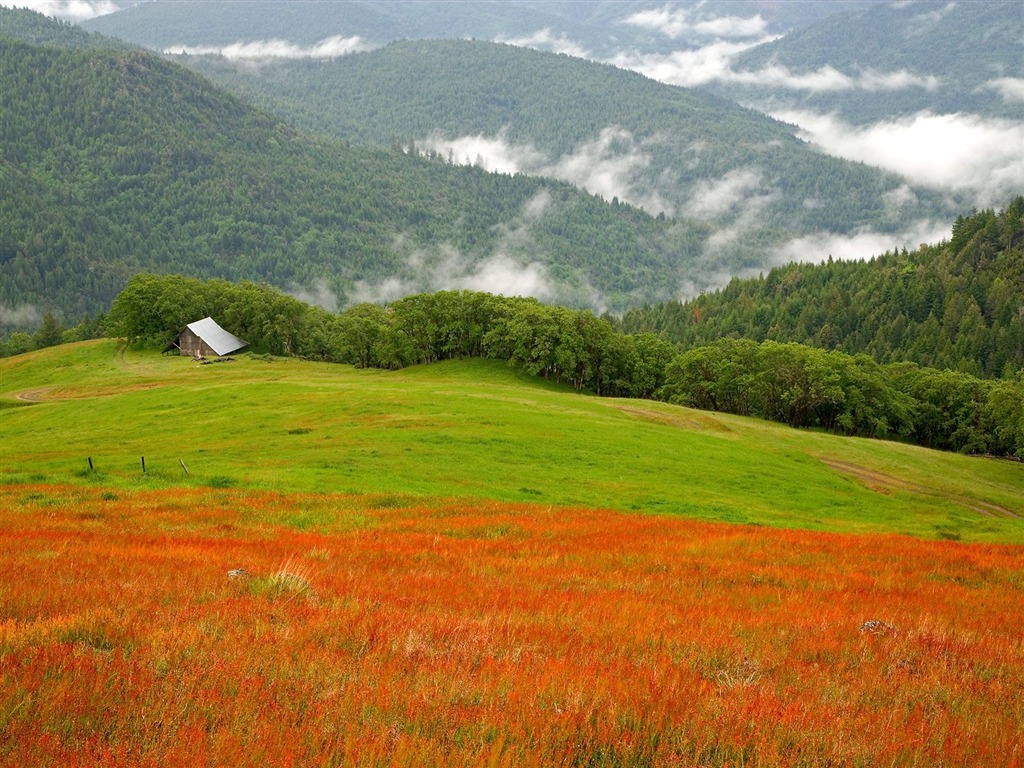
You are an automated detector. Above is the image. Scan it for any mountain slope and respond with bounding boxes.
[80,0,882,58]
[0,4,135,50]
[716,0,1024,123]
[178,39,963,269]
[0,28,712,324]
[621,199,1024,379]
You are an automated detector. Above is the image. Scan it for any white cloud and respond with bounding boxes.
[0,303,42,329]
[346,193,610,313]
[449,255,554,299]
[609,40,760,88]
[882,184,919,212]
[347,248,556,307]
[771,219,953,267]
[611,43,939,93]
[686,168,765,219]
[547,128,667,212]
[984,77,1024,104]
[910,1,957,26]
[0,0,120,20]
[623,5,768,40]
[855,69,940,92]
[347,275,419,306]
[287,279,338,313]
[424,132,546,175]
[496,28,590,58]
[770,109,1024,204]
[691,172,781,259]
[163,35,371,60]
[421,127,671,215]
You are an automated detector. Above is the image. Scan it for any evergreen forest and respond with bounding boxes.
[622,200,1024,380]
[720,0,1024,123]
[178,39,960,245]
[0,23,713,326]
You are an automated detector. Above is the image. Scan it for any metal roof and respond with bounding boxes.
[186,317,248,356]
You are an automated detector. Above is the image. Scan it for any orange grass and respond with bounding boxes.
[1,484,1022,767]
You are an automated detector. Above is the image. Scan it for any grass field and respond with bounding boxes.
[2,340,1022,542]
[1,341,1023,765]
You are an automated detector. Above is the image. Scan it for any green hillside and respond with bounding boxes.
[0,5,134,50]
[0,25,711,325]
[718,0,1024,122]
[178,39,960,248]
[622,199,1024,379]
[2,340,1022,543]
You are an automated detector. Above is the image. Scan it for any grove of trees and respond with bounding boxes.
[100,273,1024,459]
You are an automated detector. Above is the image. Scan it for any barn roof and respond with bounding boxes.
[186,317,248,356]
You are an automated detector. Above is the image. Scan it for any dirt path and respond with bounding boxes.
[822,458,1022,520]
[605,402,734,434]
[14,388,49,403]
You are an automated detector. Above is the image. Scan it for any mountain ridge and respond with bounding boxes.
[0,19,716,325]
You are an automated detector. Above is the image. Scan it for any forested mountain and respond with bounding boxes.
[0,6,134,50]
[0,23,724,328]
[177,38,962,273]
[714,0,1024,123]
[621,200,1024,379]
[80,1,881,58]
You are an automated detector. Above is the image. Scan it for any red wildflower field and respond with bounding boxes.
[1,484,1022,766]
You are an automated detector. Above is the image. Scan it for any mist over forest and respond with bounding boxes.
[1,1,1021,355]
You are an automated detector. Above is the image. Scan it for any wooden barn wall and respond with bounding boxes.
[178,328,215,357]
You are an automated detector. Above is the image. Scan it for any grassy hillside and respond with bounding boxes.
[2,340,1022,543]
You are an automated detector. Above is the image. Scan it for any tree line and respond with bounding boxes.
[623,198,1024,379]
[94,273,1023,460]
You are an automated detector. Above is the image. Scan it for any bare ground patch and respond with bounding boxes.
[606,402,734,434]
[14,388,50,403]
[822,459,1022,520]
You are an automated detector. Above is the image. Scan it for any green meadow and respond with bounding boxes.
[2,339,1022,543]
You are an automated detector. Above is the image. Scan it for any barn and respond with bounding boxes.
[170,317,248,358]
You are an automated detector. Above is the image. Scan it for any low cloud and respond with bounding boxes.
[608,40,759,88]
[347,193,608,313]
[347,248,556,307]
[770,109,1024,204]
[421,127,670,215]
[164,35,371,60]
[909,1,957,27]
[0,303,42,330]
[770,219,952,267]
[547,128,668,212]
[288,279,339,313]
[611,44,939,93]
[984,77,1024,104]
[686,168,765,219]
[0,0,120,20]
[425,133,546,175]
[496,28,590,59]
[622,5,768,40]
[449,255,554,299]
